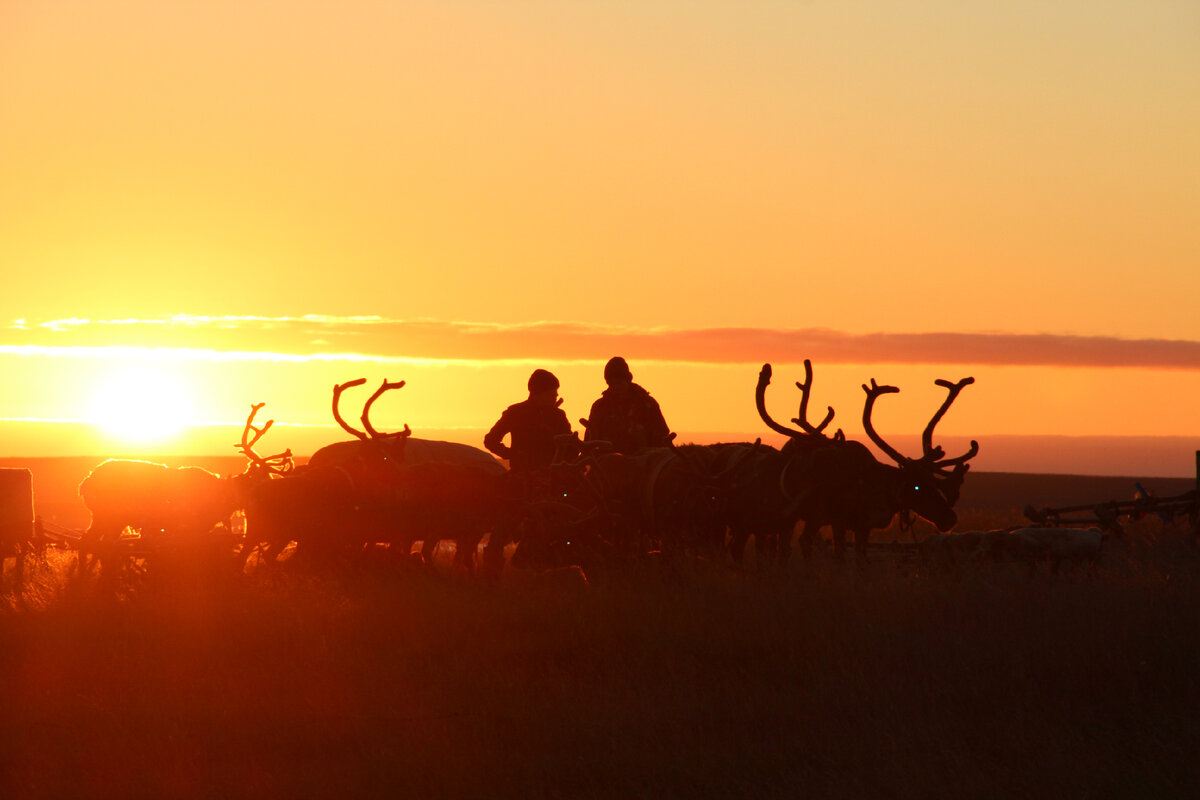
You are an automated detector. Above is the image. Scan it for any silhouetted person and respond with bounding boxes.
[483,369,572,575]
[484,369,572,473]
[582,357,673,453]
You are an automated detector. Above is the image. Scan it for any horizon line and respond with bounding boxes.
[1,418,1198,441]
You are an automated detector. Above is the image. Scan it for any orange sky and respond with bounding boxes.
[1,2,1198,473]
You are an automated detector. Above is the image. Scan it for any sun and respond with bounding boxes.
[88,365,198,444]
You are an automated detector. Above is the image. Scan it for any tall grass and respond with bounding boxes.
[1,514,1197,799]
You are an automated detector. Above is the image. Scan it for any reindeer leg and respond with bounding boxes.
[482,522,513,578]
[754,531,775,569]
[831,524,847,561]
[727,528,749,565]
[797,521,816,560]
[777,520,796,565]
[453,533,481,573]
[854,527,871,563]
[421,537,439,567]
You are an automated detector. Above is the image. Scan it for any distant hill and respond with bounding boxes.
[958,471,1194,517]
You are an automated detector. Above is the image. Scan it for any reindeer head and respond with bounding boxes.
[860,375,979,531]
[227,402,295,514]
[235,402,294,480]
[758,361,978,533]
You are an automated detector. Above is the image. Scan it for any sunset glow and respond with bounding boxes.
[7,10,1200,800]
[1,2,1197,474]
[86,365,197,445]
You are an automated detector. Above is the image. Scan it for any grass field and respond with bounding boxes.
[1,466,1198,799]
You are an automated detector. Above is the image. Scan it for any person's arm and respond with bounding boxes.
[581,400,601,442]
[483,411,513,459]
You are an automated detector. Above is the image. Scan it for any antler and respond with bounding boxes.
[862,375,980,471]
[921,377,979,471]
[360,379,412,440]
[756,362,835,439]
[332,378,369,440]
[791,359,835,435]
[861,378,907,465]
[237,403,294,475]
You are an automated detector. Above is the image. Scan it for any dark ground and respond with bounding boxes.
[1,458,1197,799]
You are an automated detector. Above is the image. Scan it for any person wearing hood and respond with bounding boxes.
[582,357,674,453]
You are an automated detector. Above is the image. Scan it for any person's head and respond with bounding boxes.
[527,369,560,404]
[603,356,633,387]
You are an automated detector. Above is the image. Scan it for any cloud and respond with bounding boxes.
[0,344,414,364]
[5,315,1200,369]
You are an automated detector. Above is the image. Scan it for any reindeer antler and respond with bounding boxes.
[332,378,412,441]
[756,361,836,440]
[921,377,979,471]
[360,379,412,440]
[861,378,907,465]
[332,379,369,440]
[240,402,272,452]
[862,375,979,472]
[237,403,294,475]
[791,360,835,435]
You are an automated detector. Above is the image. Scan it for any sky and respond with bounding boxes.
[1,1,1198,474]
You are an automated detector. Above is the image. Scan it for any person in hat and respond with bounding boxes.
[484,369,572,474]
[582,357,673,453]
[482,369,572,574]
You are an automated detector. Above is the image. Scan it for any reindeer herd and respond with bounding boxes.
[55,360,1111,581]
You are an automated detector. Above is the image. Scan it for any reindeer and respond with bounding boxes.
[308,378,503,477]
[923,527,1104,573]
[697,440,799,567]
[754,360,978,562]
[245,379,513,570]
[538,434,755,566]
[78,404,293,557]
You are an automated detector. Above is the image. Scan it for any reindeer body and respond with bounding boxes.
[78,405,293,555]
[984,527,1104,571]
[541,438,732,566]
[309,436,504,475]
[919,530,992,566]
[922,527,1103,572]
[702,442,796,565]
[244,379,511,569]
[756,361,978,562]
[78,460,237,544]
